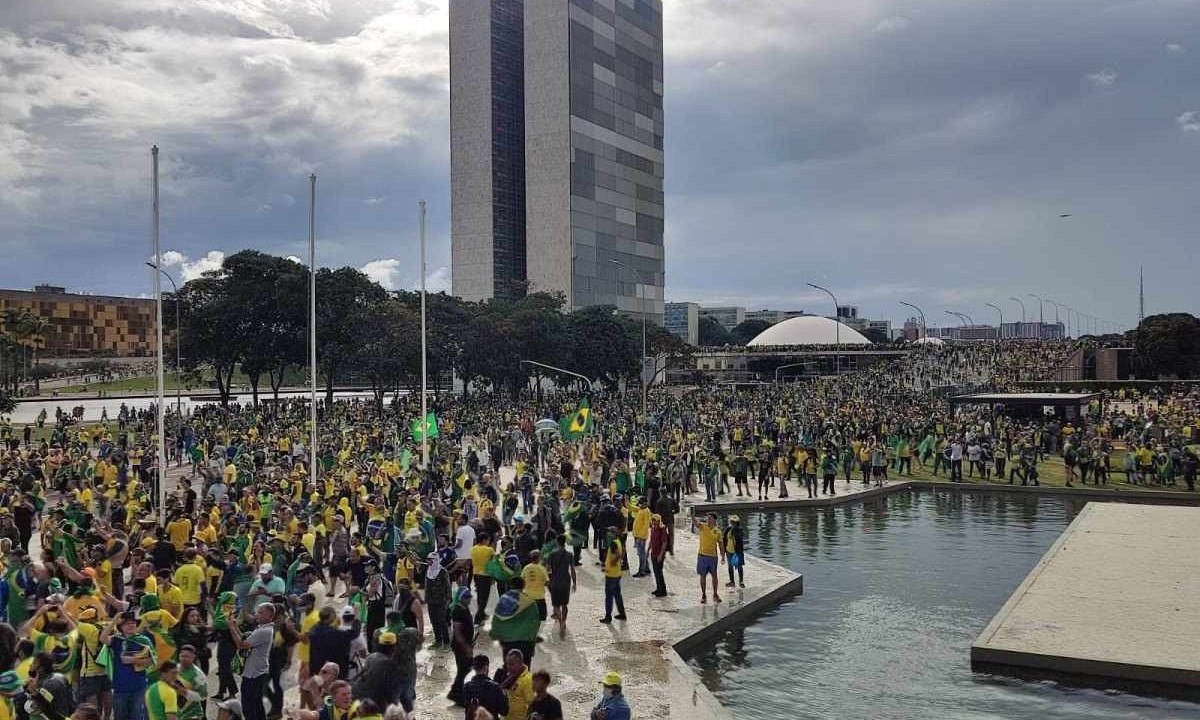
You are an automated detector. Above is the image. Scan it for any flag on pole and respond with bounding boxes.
[411,412,439,441]
[559,399,593,440]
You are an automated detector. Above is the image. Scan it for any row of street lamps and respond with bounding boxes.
[900,295,1123,340]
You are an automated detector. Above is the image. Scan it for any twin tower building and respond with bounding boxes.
[450,0,665,324]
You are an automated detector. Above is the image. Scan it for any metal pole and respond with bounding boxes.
[899,301,926,340]
[985,303,1003,341]
[146,263,181,414]
[774,362,815,384]
[419,200,429,469]
[152,146,166,523]
[520,359,596,391]
[1046,300,1063,338]
[309,174,318,491]
[1008,296,1026,328]
[1028,293,1044,338]
[807,283,839,373]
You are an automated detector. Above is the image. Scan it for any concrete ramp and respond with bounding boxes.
[972,503,1200,700]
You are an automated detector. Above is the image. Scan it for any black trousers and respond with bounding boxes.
[217,631,238,696]
[241,675,268,720]
[651,556,667,595]
[450,652,472,700]
[822,475,835,494]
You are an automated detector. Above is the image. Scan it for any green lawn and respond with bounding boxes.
[903,452,1193,493]
[53,367,309,395]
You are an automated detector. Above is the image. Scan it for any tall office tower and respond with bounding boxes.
[450,0,527,301]
[451,0,665,323]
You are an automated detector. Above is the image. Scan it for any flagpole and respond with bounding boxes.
[152,145,166,524]
[309,174,318,491]
[419,200,429,470]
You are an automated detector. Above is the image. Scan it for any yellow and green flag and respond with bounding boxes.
[559,399,593,440]
[411,412,439,441]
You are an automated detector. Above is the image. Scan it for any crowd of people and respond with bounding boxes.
[0,340,1196,720]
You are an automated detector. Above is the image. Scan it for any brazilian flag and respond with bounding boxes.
[411,412,439,441]
[559,399,593,440]
[489,590,542,643]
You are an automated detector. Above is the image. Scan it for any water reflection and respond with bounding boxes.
[689,491,1197,720]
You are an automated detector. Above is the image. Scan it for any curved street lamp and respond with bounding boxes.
[806,282,841,374]
[899,301,926,340]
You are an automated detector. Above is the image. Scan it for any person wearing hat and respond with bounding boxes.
[590,671,631,720]
[630,499,652,578]
[348,631,401,712]
[246,564,283,612]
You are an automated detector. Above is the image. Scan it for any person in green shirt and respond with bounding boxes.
[145,660,180,720]
[175,647,207,720]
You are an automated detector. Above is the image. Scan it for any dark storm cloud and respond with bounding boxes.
[1,0,1197,327]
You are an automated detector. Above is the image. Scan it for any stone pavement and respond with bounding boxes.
[684,477,908,515]
[972,503,1200,700]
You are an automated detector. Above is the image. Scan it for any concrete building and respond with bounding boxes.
[1000,321,1065,340]
[698,306,745,332]
[0,285,157,357]
[664,301,699,345]
[745,309,807,325]
[450,0,666,324]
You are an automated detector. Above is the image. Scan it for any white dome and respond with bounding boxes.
[912,336,945,345]
[747,316,871,346]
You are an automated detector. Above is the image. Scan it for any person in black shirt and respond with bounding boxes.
[528,669,563,720]
[459,655,508,719]
[447,588,475,704]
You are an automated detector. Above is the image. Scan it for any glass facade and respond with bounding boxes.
[490,0,526,299]
[566,0,665,321]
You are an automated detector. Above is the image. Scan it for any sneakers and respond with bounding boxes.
[614,614,627,620]
[651,590,667,597]
[599,616,612,624]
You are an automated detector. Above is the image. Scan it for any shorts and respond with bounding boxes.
[550,585,571,608]
[76,674,111,703]
[697,554,718,576]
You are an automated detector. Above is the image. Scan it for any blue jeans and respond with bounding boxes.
[634,538,648,576]
[604,577,625,619]
[112,690,147,720]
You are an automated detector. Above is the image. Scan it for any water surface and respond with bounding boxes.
[689,490,1198,719]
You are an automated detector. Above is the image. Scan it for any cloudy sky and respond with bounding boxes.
[2,0,1198,329]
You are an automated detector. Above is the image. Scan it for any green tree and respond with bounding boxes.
[178,273,243,407]
[316,267,388,405]
[698,316,733,346]
[354,299,420,410]
[222,251,308,405]
[1135,313,1200,379]
[566,305,638,388]
[730,319,773,345]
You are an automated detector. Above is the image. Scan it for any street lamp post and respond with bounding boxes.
[150,146,166,523]
[145,263,182,415]
[1008,295,1027,335]
[610,259,647,418]
[308,174,318,493]
[1046,300,1064,338]
[1027,293,1045,338]
[985,303,1003,341]
[807,282,840,374]
[419,200,429,469]
[899,301,926,340]
[520,359,598,392]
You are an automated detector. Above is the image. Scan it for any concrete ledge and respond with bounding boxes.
[687,482,912,514]
[908,481,1200,505]
[971,503,1200,701]
[672,572,805,658]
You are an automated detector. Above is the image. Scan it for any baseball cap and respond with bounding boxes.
[258,563,273,574]
[601,671,622,687]
[217,699,243,718]
[377,631,397,646]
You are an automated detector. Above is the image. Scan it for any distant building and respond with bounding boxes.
[902,317,922,341]
[0,286,157,357]
[745,308,807,325]
[1000,321,1065,340]
[664,301,700,345]
[698,306,745,332]
[957,325,998,341]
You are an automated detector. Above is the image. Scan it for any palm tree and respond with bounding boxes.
[25,315,51,395]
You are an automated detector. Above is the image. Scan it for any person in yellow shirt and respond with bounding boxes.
[631,500,652,578]
[166,514,192,551]
[295,594,322,708]
[520,552,550,622]
[600,531,626,623]
[469,535,495,624]
[155,570,185,621]
[694,513,722,605]
[499,649,534,720]
[174,551,206,613]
